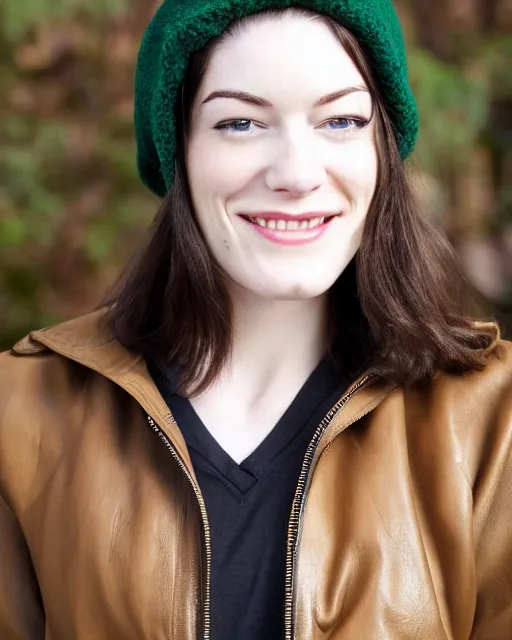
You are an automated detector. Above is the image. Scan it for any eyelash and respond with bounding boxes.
[214,116,369,134]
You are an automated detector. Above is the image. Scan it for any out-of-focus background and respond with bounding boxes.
[1,0,511,349]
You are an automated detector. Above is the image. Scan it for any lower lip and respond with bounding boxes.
[241,217,336,246]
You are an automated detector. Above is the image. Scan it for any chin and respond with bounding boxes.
[252,279,333,301]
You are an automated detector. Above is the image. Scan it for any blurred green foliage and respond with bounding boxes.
[1,0,511,348]
[4,0,129,41]
[1,0,159,345]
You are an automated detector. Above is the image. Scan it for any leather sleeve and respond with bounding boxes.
[0,492,45,639]
[471,380,512,639]
[0,351,45,638]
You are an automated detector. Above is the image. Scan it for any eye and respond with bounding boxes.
[215,119,256,134]
[320,117,369,131]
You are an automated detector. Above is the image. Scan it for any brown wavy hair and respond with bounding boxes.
[106,8,501,396]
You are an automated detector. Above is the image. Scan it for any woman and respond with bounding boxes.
[1,1,511,639]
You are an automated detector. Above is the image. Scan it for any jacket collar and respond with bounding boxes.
[11,308,398,475]
[11,308,196,475]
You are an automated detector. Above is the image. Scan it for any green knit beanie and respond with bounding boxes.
[135,0,419,198]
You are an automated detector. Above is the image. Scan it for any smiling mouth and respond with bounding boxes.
[241,215,337,231]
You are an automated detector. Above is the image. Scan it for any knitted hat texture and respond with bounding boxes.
[135,0,419,198]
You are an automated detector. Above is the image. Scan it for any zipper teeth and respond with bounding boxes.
[147,416,211,640]
[284,374,372,640]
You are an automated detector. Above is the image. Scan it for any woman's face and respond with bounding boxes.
[186,13,378,300]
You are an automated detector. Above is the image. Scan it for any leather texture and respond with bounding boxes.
[0,309,511,639]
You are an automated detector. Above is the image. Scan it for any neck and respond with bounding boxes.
[221,281,329,395]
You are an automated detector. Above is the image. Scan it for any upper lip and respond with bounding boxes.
[239,211,340,221]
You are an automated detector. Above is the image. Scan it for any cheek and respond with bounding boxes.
[334,143,378,199]
[186,138,252,249]
[187,136,261,200]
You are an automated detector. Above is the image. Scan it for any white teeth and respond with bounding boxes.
[248,216,330,230]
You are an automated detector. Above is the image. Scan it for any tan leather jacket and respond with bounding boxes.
[1,309,511,640]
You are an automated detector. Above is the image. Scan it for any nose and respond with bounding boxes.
[265,133,326,196]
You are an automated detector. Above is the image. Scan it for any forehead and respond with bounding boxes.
[197,14,366,103]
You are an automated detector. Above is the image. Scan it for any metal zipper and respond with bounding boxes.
[283,373,373,640]
[147,415,212,640]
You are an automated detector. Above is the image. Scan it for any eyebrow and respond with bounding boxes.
[201,85,369,108]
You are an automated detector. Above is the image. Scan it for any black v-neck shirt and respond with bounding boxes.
[149,358,353,640]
